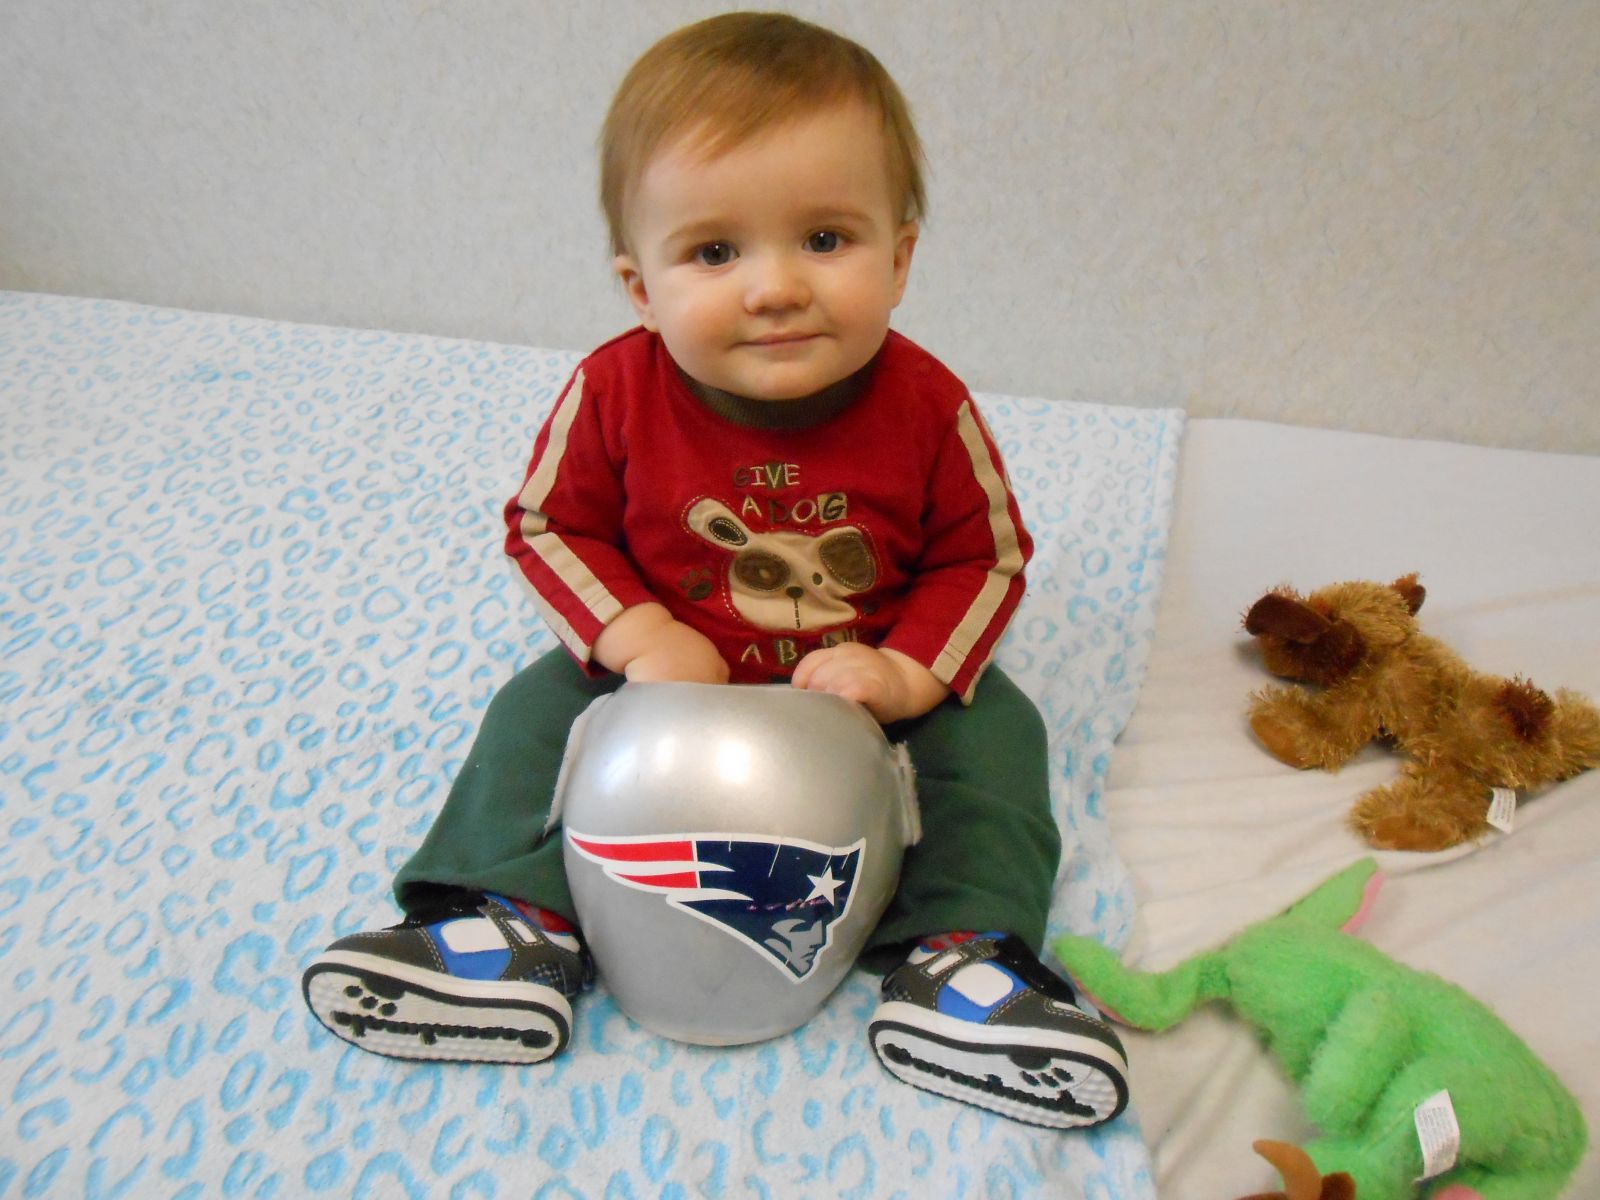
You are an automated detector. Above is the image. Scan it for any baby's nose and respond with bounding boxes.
[744,254,810,312]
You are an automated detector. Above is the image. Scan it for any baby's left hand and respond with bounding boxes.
[791,644,949,724]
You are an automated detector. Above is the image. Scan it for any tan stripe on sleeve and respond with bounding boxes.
[930,399,1026,685]
[512,369,627,650]
[516,369,587,538]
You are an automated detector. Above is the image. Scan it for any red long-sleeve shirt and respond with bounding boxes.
[504,327,1030,702]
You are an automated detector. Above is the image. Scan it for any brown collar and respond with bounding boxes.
[679,356,877,431]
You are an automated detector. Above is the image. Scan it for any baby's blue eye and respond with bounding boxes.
[695,242,736,266]
[807,231,841,254]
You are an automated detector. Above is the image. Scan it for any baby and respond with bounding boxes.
[303,11,1127,1130]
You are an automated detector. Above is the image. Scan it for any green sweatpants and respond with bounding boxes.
[394,650,1059,970]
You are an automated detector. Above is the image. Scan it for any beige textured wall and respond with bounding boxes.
[2,1,1596,452]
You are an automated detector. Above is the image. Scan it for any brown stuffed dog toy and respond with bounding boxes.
[1243,574,1600,851]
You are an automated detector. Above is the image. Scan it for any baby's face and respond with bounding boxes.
[615,100,917,401]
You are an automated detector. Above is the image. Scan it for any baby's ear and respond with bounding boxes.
[1391,574,1425,615]
[613,255,657,331]
[890,222,918,307]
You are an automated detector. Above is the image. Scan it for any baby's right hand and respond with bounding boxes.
[593,602,729,685]
[623,620,729,685]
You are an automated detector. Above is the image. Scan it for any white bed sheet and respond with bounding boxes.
[1101,418,1600,1197]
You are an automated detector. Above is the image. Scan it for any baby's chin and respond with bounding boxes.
[708,372,843,403]
[714,354,871,403]
[746,382,841,402]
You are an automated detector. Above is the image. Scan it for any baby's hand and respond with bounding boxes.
[791,644,948,724]
[623,621,729,685]
[594,603,729,685]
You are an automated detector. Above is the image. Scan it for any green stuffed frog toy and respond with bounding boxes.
[1054,860,1586,1199]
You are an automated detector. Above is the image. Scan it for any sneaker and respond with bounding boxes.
[868,932,1129,1129]
[301,891,592,1064]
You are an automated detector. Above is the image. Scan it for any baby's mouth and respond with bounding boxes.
[745,332,819,347]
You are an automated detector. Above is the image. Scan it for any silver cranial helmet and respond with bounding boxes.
[553,682,920,1045]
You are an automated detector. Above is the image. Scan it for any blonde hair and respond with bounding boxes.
[599,12,927,256]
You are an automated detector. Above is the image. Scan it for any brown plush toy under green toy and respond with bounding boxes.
[1053,859,1586,1199]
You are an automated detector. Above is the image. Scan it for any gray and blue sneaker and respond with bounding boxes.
[302,890,592,1064]
[868,932,1129,1129]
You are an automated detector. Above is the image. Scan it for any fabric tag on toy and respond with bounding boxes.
[1486,787,1517,833]
[1413,1090,1461,1180]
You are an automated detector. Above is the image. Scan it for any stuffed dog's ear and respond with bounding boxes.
[1391,573,1425,615]
[1244,592,1330,643]
[1246,590,1365,683]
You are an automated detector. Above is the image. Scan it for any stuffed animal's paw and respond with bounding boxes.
[1352,810,1478,852]
[1348,769,1489,852]
[1249,688,1348,769]
[1251,708,1321,769]
[1239,1140,1356,1200]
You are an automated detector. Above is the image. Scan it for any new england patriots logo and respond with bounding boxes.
[567,831,863,981]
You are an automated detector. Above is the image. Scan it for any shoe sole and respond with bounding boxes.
[303,949,572,1064]
[869,1001,1129,1129]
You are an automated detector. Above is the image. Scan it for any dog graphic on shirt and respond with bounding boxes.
[684,498,877,632]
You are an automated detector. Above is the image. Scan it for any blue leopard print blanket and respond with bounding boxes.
[0,291,1181,1199]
